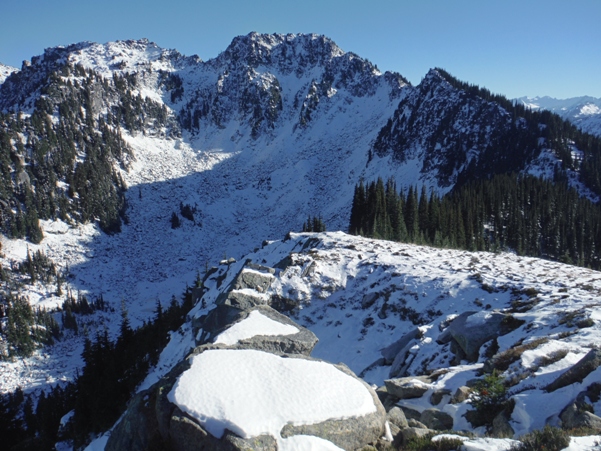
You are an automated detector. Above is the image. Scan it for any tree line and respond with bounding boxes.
[349,175,601,269]
[0,286,195,450]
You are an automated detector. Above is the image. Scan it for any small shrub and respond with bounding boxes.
[576,317,595,328]
[466,371,509,428]
[510,425,570,451]
[403,433,464,451]
[486,337,549,372]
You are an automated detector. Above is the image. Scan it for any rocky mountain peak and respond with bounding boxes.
[215,32,344,72]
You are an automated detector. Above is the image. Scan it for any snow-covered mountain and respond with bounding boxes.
[1,33,601,449]
[516,95,601,137]
[0,31,599,388]
[0,63,18,84]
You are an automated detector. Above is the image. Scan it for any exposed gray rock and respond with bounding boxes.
[105,389,164,451]
[381,328,422,363]
[220,432,278,451]
[407,419,428,429]
[217,289,270,309]
[386,406,408,429]
[232,267,275,292]
[560,402,601,431]
[384,375,432,399]
[388,422,401,441]
[438,311,520,361]
[219,306,318,356]
[490,411,514,438]
[110,337,382,450]
[430,389,452,406]
[280,362,386,450]
[545,348,601,392]
[420,408,453,430]
[450,386,471,404]
[195,304,246,343]
[361,292,380,309]
[401,407,423,421]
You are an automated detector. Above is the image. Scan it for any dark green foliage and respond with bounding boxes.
[2,294,60,358]
[302,214,326,232]
[349,174,601,269]
[466,371,510,428]
[71,288,194,448]
[402,432,465,451]
[0,288,195,450]
[510,425,571,451]
[180,202,198,223]
[0,62,177,241]
[170,211,181,229]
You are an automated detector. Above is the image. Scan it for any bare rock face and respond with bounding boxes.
[386,406,409,429]
[560,402,601,431]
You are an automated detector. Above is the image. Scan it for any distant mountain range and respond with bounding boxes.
[516,95,601,137]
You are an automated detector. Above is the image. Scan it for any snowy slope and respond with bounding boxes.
[178,231,601,439]
[517,95,601,137]
[0,63,18,84]
[1,33,601,406]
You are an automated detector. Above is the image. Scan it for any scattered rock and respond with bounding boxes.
[420,408,453,430]
[560,401,601,431]
[545,348,601,392]
[430,389,452,406]
[438,311,524,362]
[384,376,432,399]
[407,418,428,429]
[450,386,471,404]
[398,406,422,421]
[399,427,435,443]
[232,267,275,292]
[490,410,515,438]
[386,406,408,429]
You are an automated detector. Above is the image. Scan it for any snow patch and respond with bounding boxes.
[168,349,376,445]
[213,310,299,345]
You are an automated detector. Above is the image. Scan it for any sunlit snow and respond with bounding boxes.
[213,310,298,345]
[168,349,376,446]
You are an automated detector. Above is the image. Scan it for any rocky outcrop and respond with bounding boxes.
[437,311,524,361]
[107,261,386,451]
[384,375,433,399]
[545,348,601,392]
[280,362,386,450]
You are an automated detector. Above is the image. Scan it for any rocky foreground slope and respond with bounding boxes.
[93,232,601,450]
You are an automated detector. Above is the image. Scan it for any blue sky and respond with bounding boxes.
[1,0,599,99]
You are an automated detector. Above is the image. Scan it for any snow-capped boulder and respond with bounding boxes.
[384,375,433,399]
[437,311,522,361]
[107,259,386,450]
[209,305,318,355]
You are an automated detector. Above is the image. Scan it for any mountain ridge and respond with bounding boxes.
[1,33,601,449]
